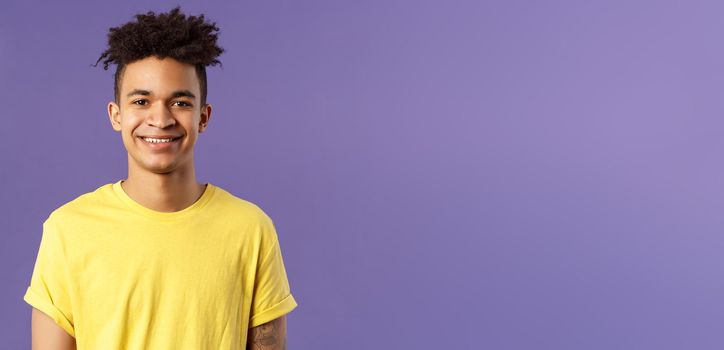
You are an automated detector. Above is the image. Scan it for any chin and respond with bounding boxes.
[130,154,186,174]
[147,165,178,174]
[136,160,178,174]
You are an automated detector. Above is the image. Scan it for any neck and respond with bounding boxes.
[121,158,206,213]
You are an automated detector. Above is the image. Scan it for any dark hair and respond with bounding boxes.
[93,6,224,106]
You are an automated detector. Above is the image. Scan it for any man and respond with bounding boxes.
[23,6,297,349]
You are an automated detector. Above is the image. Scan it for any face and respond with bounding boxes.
[107,56,211,176]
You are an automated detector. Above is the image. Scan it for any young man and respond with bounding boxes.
[23,7,297,349]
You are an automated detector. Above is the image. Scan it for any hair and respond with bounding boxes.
[93,6,224,107]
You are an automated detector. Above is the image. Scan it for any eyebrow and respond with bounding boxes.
[126,89,196,100]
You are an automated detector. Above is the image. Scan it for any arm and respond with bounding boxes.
[247,315,287,350]
[31,307,76,350]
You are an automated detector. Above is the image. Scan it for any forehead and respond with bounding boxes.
[120,56,199,97]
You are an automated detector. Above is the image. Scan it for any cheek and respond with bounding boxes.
[120,125,137,144]
[121,133,134,147]
[119,116,139,137]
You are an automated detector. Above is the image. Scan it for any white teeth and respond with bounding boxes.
[142,137,176,143]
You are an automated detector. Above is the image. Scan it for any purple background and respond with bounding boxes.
[2,0,723,349]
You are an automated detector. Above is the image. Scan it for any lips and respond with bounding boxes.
[137,135,183,150]
[138,135,182,139]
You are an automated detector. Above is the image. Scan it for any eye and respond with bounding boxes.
[173,101,192,107]
[132,99,148,106]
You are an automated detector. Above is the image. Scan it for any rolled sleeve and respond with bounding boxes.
[249,214,298,328]
[23,216,75,338]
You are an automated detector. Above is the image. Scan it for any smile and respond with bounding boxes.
[141,136,179,143]
[137,136,182,148]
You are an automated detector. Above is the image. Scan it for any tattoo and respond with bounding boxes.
[249,317,286,350]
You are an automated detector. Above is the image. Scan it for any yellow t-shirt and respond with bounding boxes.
[23,180,298,349]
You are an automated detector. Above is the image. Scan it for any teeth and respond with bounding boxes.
[143,137,176,143]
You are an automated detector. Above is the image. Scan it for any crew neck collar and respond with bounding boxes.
[111,180,216,220]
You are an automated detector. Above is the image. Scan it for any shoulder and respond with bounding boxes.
[208,185,280,247]
[208,184,275,225]
[45,182,116,224]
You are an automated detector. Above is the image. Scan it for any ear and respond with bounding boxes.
[108,101,122,132]
[199,103,212,133]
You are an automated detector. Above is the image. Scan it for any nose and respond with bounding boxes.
[145,103,176,129]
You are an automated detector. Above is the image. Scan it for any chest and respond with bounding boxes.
[68,221,249,316]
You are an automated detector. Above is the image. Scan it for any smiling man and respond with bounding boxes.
[23,7,297,350]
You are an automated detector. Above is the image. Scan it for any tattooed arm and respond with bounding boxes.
[247,316,287,350]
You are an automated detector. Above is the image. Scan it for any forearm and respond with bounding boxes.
[247,316,287,350]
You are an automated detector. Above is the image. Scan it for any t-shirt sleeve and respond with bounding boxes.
[23,215,75,338]
[248,213,298,328]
